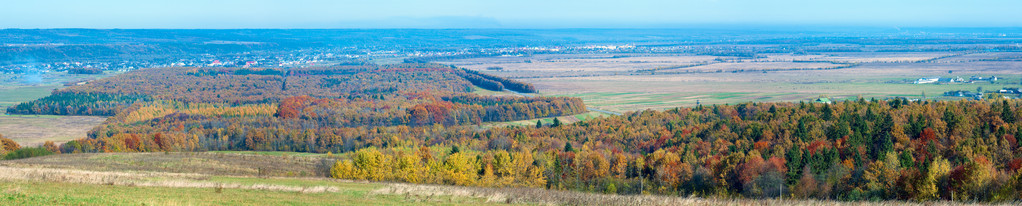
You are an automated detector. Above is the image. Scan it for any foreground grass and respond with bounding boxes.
[0,179,500,205]
[0,152,333,177]
[0,152,508,205]
[0,156,502,206]
[1,152,1004,206]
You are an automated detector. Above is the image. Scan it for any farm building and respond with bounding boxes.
[970,76,998,83]
[814,97,833,104]
[913,76,963,84]
[998,88,1021,94]
[914,77,940,84]
[940,76,965,83]
[943,90,984,100]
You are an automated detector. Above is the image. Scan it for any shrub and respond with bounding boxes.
[605,183,617,194]
[0,134,20,155]
[4,147,55,160]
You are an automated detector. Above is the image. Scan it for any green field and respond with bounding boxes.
[0,72,121,109]
[0,85,60,108]
[469,86,517,96]
[479,111,612,128]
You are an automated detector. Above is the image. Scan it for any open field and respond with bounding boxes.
[470,86,520,97]
[544,75,1021,112]
[809,52,957,63]
[437,54,720,78]
[446,52,1022,112]
[0,114,107,146]
[0,152,334,177]
[0,152,497,205]
[478,111,612,129]
[670,61,849,73]
[0,166,498,205]
[0,72,121,107]
[0,85,60,108]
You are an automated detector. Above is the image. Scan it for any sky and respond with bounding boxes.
[2,0,1021,29]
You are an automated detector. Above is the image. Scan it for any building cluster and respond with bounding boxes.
[997,88,1022,94]
[913,76,998,84]
[943,90,984,100]
[944,88,1022,100]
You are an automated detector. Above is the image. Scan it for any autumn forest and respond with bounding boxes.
[5,63,1022,202]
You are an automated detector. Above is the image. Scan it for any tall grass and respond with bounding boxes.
[372,183,1007,206]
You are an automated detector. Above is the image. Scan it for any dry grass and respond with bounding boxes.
[373,183,1009,206]
[0,152,335,177]
[810,52,956,63]
[0,152,502,205]
[0,166,338,193]
[668,62,848,73]
[0,115,107,146]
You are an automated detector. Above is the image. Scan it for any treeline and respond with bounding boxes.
[6,91,150,116]
[458,72,504,91]
[406,94,586,126]
[458,68,537,93]
[24,65,474,106]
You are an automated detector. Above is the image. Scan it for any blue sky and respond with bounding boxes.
[2,0,1020,28]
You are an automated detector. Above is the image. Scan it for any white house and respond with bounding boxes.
[914,77,940,84]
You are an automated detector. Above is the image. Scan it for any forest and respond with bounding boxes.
[7,63,1022,202]
[9,64,586,153]
[322,99,1022,202]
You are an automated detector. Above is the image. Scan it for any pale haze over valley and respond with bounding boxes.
[2,0,1021,28]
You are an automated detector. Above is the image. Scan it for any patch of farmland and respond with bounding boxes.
[811,52,956,63]
[0,114,107,146]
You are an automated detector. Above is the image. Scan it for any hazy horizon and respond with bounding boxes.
[3,0,1022,29]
